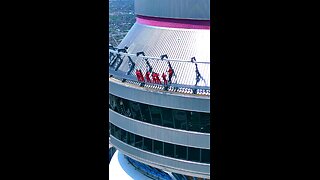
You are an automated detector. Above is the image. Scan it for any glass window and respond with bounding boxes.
[127,131,135,146]
[162,108,174,128]
[118,99,126,115]
[201,149,210,163]
[188,147,200,162]
[120,129,127,143]
[110,123,115,136]
[109,94,210,134]
[129,101,142,120]
[173,110,187,130]
[134,134,143,149]
[114,96,121,113]
[188,112,201,132]
[149,106,162,126]
[140,103,151,123]
[200,113,210,133]
[164,143,174,158]
[153,140,163,155]
[142,137,152,152]
[114,125,121,140]
[175,145,187,160]
[109,94,118,112]
[122,99,132,118]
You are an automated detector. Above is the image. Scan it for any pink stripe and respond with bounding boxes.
[136,15,210,29]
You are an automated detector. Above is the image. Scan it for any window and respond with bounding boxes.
[109,94,210,134]
[200,113,210,133]
[140,103,151,123]
[173,110,187,130]
[109,94,118,112]
[188,112,201,132]
[149,106,162,126]
[120,129,127,143]
[122,99,132,118]
[143,137,152,152]
[108,124,209,163]
[175,145,187,160]
[162,108,174,128]
[201,149,210,163]
[164,143,174,158]
[129,101,142,120]
[114,125,121,140]
[153,140,163,155]
[127,131,135,146]
[134,135,143,149]
[110,123,115,136]
[188,147,200,162]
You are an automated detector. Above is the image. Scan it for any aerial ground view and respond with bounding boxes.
[109,0,135,46]
[109,0,210,179]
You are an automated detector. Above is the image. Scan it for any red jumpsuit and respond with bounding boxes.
[168,68,173,83]
[152,73,157,83]
[145,71,151,83]
[155,73,161,84]
[162,73,168,85]
[136,70,141,81]
[139,70,145,82]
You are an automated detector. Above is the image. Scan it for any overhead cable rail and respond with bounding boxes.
[109,49,210,64]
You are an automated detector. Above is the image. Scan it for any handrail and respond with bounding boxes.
[109,69,210,95]
[109,49,210,64]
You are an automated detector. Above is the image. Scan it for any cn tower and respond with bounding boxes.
[109,0,210,179]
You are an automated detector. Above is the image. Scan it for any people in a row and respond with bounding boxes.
[135,67,173,85]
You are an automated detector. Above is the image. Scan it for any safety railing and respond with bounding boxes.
[109,47,210,96]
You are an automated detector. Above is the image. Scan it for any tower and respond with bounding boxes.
[109,0,210,179]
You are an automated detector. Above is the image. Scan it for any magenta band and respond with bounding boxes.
[136,15,210,29]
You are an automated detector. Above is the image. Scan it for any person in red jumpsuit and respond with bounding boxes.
[136,69,141,81]
[162,72,168,85]
[152,72,157,83]
[168,68,173,84]
[138,69,145,82]
[145,71,151,83]
[155,73,161,84]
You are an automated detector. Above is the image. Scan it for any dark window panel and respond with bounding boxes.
[118,99,127,116]
[200,113,210,133]
[164,143,174,158]
[201,149,210,163]
[175,145,187,160]
[109,94,118,112]
[140,103,151,123]
[162,108,174,128]
[129,101,142,120]
[188,112,201,132]
[149,106,162,126]
[153,140,163,155]
[143,137,152,152]
[114,125,121,140]
[135,134,143,149]
[173,110,187,130]
[127,131,135,146]
[109,94,210,134]
[120,129,127,143]
[122,99,133,118]
[110,123,115,136]
[188,147,200,162]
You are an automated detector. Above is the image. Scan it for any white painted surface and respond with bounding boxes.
[109,150,153,180]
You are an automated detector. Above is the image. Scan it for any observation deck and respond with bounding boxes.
[109,48,210,96]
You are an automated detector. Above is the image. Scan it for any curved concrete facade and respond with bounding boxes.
[110,109,210,149]
[110,78,210,113]
[135,0,210,20]
[110,135,210,179]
